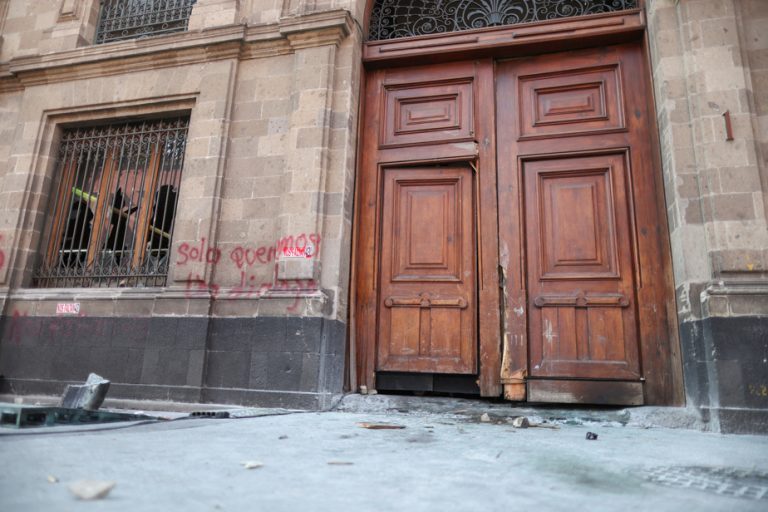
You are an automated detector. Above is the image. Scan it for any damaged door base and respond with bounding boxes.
[501,369,527,402]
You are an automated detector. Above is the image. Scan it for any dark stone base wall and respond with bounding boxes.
[0,315,346,410]
[680,315,768,435]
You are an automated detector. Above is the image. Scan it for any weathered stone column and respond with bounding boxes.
[272,20,349,296]
[647,0,768,433]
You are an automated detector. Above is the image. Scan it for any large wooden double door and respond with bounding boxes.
[355,42,681,405]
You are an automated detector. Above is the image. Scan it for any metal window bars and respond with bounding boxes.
[368,0,639,41]
[34,117,189,288]
[95,0,198,44]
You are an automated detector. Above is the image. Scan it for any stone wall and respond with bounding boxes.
[647,0,768,434]
[0,0,361,408]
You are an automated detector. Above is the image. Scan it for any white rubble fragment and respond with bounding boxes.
[68,480,116,500]
[511,416,530,428]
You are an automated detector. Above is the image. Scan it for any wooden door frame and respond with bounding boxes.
[354,60,501,396]
[352,5,684,405]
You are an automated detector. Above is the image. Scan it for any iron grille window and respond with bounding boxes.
[95,0,198,44]
[35,117,189,288]
[368,0,639,40]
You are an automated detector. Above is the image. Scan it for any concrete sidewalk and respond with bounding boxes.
[1,407,768,512]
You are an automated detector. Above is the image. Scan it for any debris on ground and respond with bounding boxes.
[68,480,116,500]
[327,461,354,465]
[529,422,560,430]
[189,411,230,419]
[278,435,288,440]
[480,413,492,423]
[356,422,405,430]
[47,475,59,484]
[59,373,110,410]
[241,461,264,470]
[511,417,530,429]
[0,403,156,429]
[586,432,598,440]
[406,432,436,444]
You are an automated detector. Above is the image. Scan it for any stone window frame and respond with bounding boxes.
[6,97,197,292]
[34,115,190,289]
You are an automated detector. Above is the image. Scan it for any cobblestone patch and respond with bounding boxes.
[643,466,768,501]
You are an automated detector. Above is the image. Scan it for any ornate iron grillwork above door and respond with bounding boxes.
[368,0,639,40]
[95,0,198,44]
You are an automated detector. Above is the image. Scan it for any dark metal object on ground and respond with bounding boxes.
[586,432,598,440]
[189,411,231,419]
[60,373,110,410]
[0,404,155,429]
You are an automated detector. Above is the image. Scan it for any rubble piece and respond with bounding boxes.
[68,480,116,500]
[511,417,530,429]
[47,475,59,484]
[59,373,110,411]
[586,432,598,440]
[241,461,264,470]
[530,422,560,430]
[279,435,288,440]
[327,461,354,465]
[356,422,405,430]
[480,413,492,423]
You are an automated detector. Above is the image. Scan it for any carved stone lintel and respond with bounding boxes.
[282,11,354,50]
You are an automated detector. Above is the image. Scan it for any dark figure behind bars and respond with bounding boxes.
[147,185,177,259]
[61,198,94,268]
[104,188,138,264]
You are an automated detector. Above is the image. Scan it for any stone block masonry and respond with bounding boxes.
[647,0,768,433]
[0,1,361,409]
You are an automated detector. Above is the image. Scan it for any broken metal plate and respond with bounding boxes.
[0,403,157,429]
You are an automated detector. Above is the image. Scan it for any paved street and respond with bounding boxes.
[2,406,768,511]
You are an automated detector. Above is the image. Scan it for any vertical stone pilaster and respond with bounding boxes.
[649,0,768,296]
[39,0,100,53]
[273,28,345,288]
[0,0,10,54]
[648,0,768,433]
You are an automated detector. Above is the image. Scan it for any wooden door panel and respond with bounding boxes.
[518,65,625,140]
[538,168,619,279]
[378,167,476,374]
[525,153,640,380]
[383,79,474,148]
[392,181,461,281]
